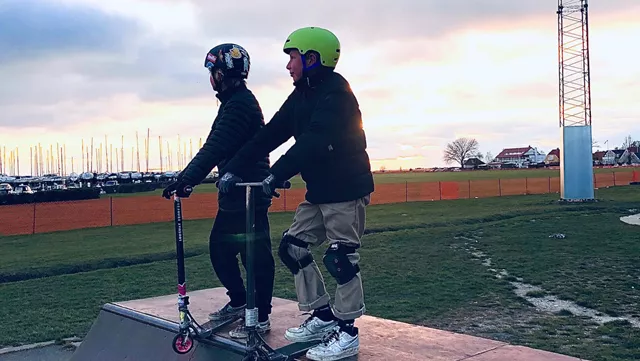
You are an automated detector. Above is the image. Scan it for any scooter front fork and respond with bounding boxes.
[178,294,192,332]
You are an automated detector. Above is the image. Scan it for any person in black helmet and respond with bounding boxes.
[162,43,275,339]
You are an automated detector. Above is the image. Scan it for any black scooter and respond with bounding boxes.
[171,182,321,360]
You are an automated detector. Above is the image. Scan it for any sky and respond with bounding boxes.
[1,0,639,176]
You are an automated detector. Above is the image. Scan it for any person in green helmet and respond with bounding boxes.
[218,26,374,360]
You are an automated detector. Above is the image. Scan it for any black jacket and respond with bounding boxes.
[178,84,271,211]
[224,69,374,204]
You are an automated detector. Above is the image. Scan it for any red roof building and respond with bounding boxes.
[495,146,533,163]
[545,148,561,165]
[592,151,606,164]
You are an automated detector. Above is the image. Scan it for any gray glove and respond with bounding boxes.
[217,172,242,194]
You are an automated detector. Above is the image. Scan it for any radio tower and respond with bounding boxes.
[557,0,594,201]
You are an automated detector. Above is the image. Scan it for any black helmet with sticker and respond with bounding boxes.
[204,43,250,79]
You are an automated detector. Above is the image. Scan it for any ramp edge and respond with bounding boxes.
[101,303,179,333]
[101,302,250,355]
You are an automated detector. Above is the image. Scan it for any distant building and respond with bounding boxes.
[592,151,606,165]
[544,148,560,165]
[618,147,640,165]
[463,157,486,169]
[495,146,546,168]
[602,149,626,165]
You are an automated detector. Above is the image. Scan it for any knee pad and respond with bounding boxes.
[323,243,360,285]
[278,233,314,275]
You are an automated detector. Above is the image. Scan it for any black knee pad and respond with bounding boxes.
[323,243,360,285]
[278,233,314,275]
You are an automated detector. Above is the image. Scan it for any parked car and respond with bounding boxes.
[10,184,34,195]
[0,183,12,195]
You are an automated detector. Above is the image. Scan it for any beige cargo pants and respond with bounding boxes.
[283,194,370,320]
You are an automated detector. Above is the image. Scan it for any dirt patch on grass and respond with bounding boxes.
[453,231,640,328]
[443,226,640,361]
[426,297,543,343]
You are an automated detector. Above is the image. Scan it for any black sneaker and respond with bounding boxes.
[208,302,245,321]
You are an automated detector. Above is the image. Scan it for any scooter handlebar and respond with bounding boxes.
[235,180,291,189]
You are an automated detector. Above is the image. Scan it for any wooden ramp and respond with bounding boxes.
[71,287,587,361]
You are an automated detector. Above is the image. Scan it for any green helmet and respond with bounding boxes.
[283,27,341,68]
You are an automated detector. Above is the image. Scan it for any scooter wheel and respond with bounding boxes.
[172,333,194,354]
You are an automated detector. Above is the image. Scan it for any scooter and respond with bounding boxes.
[170,184,243,354]
[171,182,322,360]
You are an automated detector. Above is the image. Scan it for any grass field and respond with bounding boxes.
[107,167,639,198]
[1,185,640,361]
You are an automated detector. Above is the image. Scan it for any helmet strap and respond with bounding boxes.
[210,68,225,92]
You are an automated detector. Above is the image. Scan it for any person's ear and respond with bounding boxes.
[215,69,224,82]
[307,52,318,67]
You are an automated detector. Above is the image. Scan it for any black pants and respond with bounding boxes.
[208,207,275,321]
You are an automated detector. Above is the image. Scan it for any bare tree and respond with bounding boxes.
[485,151,494,163]
[622,135,634,149]
[443,138,479,168]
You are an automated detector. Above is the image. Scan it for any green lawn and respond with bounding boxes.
[1,185,640,361]
[107,167,639,198]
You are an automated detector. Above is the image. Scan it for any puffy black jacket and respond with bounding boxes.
[224,69,374,204]
[178,83,271,211]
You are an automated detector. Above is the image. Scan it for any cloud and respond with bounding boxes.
[180,0,637,44]
[0,0,287,129]
[0,0,140,63]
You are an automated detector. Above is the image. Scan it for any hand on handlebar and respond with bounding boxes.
[217,172,242,194]
[217,172,290,197]
[162,181,194,199]
[262,174,288,198]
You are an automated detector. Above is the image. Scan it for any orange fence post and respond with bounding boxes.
[405,181,408,202]
[0,203,36,236]
[32,202,36,234]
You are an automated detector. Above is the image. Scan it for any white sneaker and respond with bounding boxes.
[306,327,359,361]
[228,319,271,339]
[284,314,339,343]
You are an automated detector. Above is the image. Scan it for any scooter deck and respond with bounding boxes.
[273,339,321,359]
[203,313,322,359]
[196,315,243,338]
